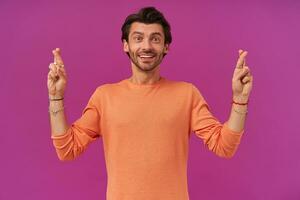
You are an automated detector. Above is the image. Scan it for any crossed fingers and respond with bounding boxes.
[236,49,247,69]
[235,49,251,84]
[52,48,64,67]
[48,48,67,80]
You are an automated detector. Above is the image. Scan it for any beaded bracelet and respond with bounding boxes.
[49,106,65,116]
[232,107,248,115]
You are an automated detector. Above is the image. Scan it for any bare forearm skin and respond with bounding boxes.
[49,96,69,137]
[227,103,247,133]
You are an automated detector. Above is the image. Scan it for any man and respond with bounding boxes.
[48,7,253,200]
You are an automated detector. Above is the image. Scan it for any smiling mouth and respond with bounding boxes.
[138,55,155,61]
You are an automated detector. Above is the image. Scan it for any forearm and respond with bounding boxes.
[226,103,248,133]
[49,95,70,137]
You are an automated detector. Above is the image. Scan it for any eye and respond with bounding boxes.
[134,36,143,42]
[152,37,161,43]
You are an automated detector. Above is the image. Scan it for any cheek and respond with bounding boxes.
[128,45,138,54]
[156,45,166,52]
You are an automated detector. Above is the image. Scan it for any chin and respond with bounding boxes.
[138,65,156,72]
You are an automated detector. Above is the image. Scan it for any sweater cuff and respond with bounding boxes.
[221,122,244,148]
[51,129,71,140]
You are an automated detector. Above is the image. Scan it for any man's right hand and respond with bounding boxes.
[47,48,67,98]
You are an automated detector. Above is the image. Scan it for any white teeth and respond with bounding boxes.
[140,55,154,58]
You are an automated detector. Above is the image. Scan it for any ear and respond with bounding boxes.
[163,43,169,54]
[123,39,129,53]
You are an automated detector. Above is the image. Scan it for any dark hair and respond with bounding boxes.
[121,7,172,45]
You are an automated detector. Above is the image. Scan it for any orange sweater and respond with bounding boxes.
[51,76,244,200]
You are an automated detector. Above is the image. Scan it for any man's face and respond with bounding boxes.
[123,22,169,72]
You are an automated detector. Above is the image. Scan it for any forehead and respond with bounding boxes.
[129,22,164,36]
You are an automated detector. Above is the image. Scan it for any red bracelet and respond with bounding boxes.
[49,97,64,101]
[232,100,248,105]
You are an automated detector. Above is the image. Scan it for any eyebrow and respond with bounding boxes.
[131,31,163,37]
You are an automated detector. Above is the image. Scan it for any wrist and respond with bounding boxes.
[232,103,247,109]
[232,105,248,115]
[49,94,64,101]
[231,99,248,115]
[232,95,249,105]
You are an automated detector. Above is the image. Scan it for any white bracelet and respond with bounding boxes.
[232,107,248,115]
[49,106,65,116]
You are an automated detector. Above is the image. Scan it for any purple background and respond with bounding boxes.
[1,1,299,199]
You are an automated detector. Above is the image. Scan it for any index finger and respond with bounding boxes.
[236,49,247,69]
[52,48,64,66]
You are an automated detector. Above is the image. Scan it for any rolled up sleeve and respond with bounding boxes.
[51,88,102,161]
[189,84,244,159]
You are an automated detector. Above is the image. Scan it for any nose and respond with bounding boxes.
[141,38,152,50]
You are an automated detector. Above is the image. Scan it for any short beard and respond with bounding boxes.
[128,49,164,72]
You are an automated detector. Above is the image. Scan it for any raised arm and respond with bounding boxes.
[47,48,101,161]
[48,48,69,137]
[227,49,253,132]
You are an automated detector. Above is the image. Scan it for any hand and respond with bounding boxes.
[47,48,67,98]
[232,49,253,103]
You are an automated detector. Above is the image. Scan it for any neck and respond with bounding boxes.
[129,65,161,84]
[129,74,161,85]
